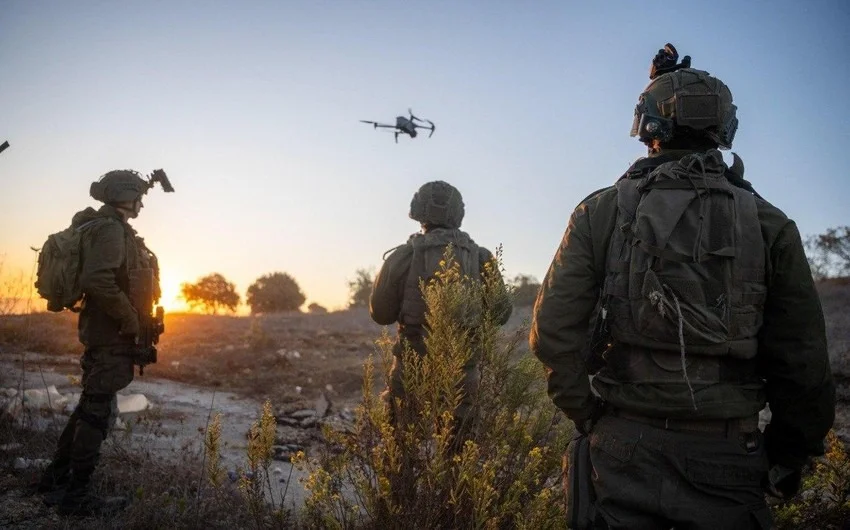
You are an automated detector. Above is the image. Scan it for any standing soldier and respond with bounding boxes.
[370,180,512,440]
[36,170,168,516]
[531,45,834,528]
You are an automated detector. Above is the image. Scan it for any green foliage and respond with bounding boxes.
[806,226,850,280]
[773,430,850,529]
[246,272,306,313]
[180,273,241,314]
[509,274,541,308]
[298,247,572,529]
[347,268,374,308]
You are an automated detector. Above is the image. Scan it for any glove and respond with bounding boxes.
[764,464,802,499]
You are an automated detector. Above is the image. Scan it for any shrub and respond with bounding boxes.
[297,247,571,529]
[772,430,850,528]
[308,302,329,314]
[180,273,241,314]
[347,268,374,309]
[246,272,306,314]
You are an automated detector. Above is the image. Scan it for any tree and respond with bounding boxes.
[347,268,374,308]
[246,272,305,314]
[806,226,850,280]
[307,302,328,314]
[510,274,542,307]
[180,273,240,314]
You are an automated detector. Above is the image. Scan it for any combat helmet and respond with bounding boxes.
[90,169,174,204]
[631,44,738,149]
[409,180,465,229]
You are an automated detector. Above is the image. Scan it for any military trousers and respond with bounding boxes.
[383,335,481,437]
[50,346,135,480]
[587,414,772,529]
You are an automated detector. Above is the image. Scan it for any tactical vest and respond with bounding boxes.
[602,150,767,389]
[399,228,481,330]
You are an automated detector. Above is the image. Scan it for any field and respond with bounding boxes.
[0,280,847,528]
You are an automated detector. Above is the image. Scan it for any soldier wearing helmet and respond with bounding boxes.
[531,45,833,528]
[38,169,170,516]
[370,181,512,442]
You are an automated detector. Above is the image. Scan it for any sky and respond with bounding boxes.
[1,0,849,313]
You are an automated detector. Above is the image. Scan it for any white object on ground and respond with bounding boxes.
[116,394,150,414]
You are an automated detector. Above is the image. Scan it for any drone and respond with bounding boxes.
[360,109,435,143]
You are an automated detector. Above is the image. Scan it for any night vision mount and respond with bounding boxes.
[147,169,175,193]
[649,43,691,80]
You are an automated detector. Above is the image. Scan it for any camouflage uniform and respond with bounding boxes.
[370,181,512,434]
[40,172,161,515]
[531,50,834,529]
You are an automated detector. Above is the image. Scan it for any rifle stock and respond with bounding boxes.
[129,268,164,375]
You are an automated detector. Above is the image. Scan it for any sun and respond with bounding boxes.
[157,270,191,314]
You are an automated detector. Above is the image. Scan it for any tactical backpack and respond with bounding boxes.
[400,228,482,329]
[35,218,111,312]
[602,150,767,360]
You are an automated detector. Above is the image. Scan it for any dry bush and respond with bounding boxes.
[297,247,571,529]
[772,431,850,529]
[0,401,294,529]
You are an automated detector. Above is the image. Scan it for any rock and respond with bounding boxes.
[3,388,17,397]
[63,393,80,413]
[290,409,316,419]
[116,394,150,414]
[0,443,23,452]
[324,384,334,393]
[285,444,303,452]
[21,386,68,411]
[315,393,330,418]
[277,349,301,360]
[295,386,302,394]
[340,409,356,422]
[276,416,300,427]
[300,417,318,429]
[272,466,284,475]
[13,457,50,470]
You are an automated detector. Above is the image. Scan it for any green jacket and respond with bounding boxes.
[530,152,834,469]
[74,205,153,348]
[370,229,512,342]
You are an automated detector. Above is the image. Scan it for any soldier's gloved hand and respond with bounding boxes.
[764,464,802,499]
[572,397,606,436]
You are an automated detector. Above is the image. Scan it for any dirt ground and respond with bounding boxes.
[0,281,847,527]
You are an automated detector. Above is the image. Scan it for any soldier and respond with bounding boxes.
[369,181,512,440]
[37,170,162,516]
[531,45,834,529]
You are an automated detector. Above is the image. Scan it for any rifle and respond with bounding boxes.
[129,268,165,375]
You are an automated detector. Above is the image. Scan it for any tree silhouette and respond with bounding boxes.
[180,273,240,314]
[347,268,374,308]
[308,302,328,314]
[510,274,541,307]
[246,272,305,314]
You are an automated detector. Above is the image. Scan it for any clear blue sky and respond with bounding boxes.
[2,1,848,311]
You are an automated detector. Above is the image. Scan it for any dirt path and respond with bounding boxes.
[0,354,316,514]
